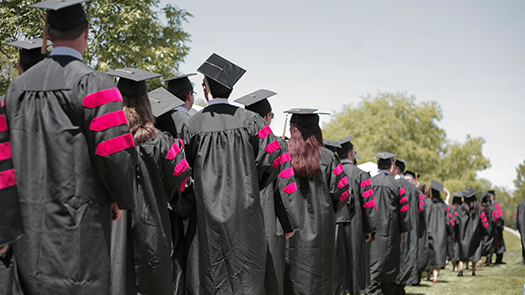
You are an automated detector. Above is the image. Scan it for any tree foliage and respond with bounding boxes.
[322,91,491,193]
[0,0,192,94]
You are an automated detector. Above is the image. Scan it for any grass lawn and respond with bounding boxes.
[405,230,525,295]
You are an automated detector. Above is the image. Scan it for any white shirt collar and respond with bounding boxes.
[340,159,353,164]
[174,106,190,114]
[50,46,83,60]
[207,98,229,106]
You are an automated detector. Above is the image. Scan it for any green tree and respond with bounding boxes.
[322,91,490,191]
[0,0,192,94]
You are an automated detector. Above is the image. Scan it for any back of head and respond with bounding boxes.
[206,78,231,99]
[47,4,89,41]
[288,123,323,178]
[122,94,157,143]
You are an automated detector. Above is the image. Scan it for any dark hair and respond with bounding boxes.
[430,188,442,203]
[48,20,88,41]
[205,78,231,98]
[338,150,350,160]
[460,197,479,215]
[122,94,157,144]
[288,123,323,178]
[377,158,392,170]
[176,88,193,102]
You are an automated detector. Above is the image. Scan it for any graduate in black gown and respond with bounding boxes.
[181,54,298,295]
[107,69,192,295]
[335,137,378,295]
[367,152,412,295]
[424,180,451,283]
[490,191,506,264]
[448,192,462,272]
[282,109,350,295]
[480,191,497,266]
[152,73,197,295]
[0,37,51,295]
[456,187,490,276]
[393,159,420,293]
[516,200,525,264]
[234,90,302,295]
[4,2,137,293]
[404,171,429,284]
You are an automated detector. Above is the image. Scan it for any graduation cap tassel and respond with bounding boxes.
[282,114,288,140]
[203,77,213,102]
[41,10,49,55]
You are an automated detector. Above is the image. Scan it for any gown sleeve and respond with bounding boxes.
[159,132,192,216]
[271,139,302,233]
[328,154,351,213]
[397,182,412,233]
[75,73,137,210]
[0,96,23,247]
[359,172,378,233]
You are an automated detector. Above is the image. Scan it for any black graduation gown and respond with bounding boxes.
[481,205,497,257]
[181,102,297,295]
[417,194,430,274]
[259,138,302,295]
[0,95,23,249]
[424,198,450,268]
[369,172,411,283]
[447,206,460,263]
[396,178,420,285]
[4,56,137,295]
[493,201,506,255]
[154,109,193,295]
[456,207,490,262]
[516,200,525,263]
[284,147,350,295]
[339,160,377,295]
[111,133,191,295]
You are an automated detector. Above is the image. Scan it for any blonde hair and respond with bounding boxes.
[122,94,157,144]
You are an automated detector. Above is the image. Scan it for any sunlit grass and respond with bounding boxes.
[405,230,525,295]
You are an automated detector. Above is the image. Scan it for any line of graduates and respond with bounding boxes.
[0,1,513,295]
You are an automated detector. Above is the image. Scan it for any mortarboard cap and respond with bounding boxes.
[31,0,90,31]
[430,180,444,192]
[336,136,354,156]
[197,53,246,90]
[7,39,52,69]
[284,108,330,127]
[452,191,463,198]
[372,152,397,160]
[234,89,276,117]
[480,191,492,203]
[355,152,361,160]
[147,87,185,118]
[323,139,341,153]
[106,68,162,97]
[462,187,478,199]
[163,73,196,101]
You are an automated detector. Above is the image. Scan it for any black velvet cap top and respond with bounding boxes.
[336,136,354,156]
[163,73,196,100]
[430,180,444,192]
[31,0,90,31]
[234,89,276,116]
[106,68,162,97]
[197,53,246,89]
[284,108,329,127]
[147,87,185,117]
[7,38,52,66]
[462,187,478,198]
[323,139,341,153]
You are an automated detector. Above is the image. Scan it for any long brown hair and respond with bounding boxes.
[288,123,324,178]
[123,94,157,144]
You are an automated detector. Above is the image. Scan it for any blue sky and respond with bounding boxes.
[161,0,525,190]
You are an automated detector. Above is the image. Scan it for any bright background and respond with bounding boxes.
[161,0,525,190]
